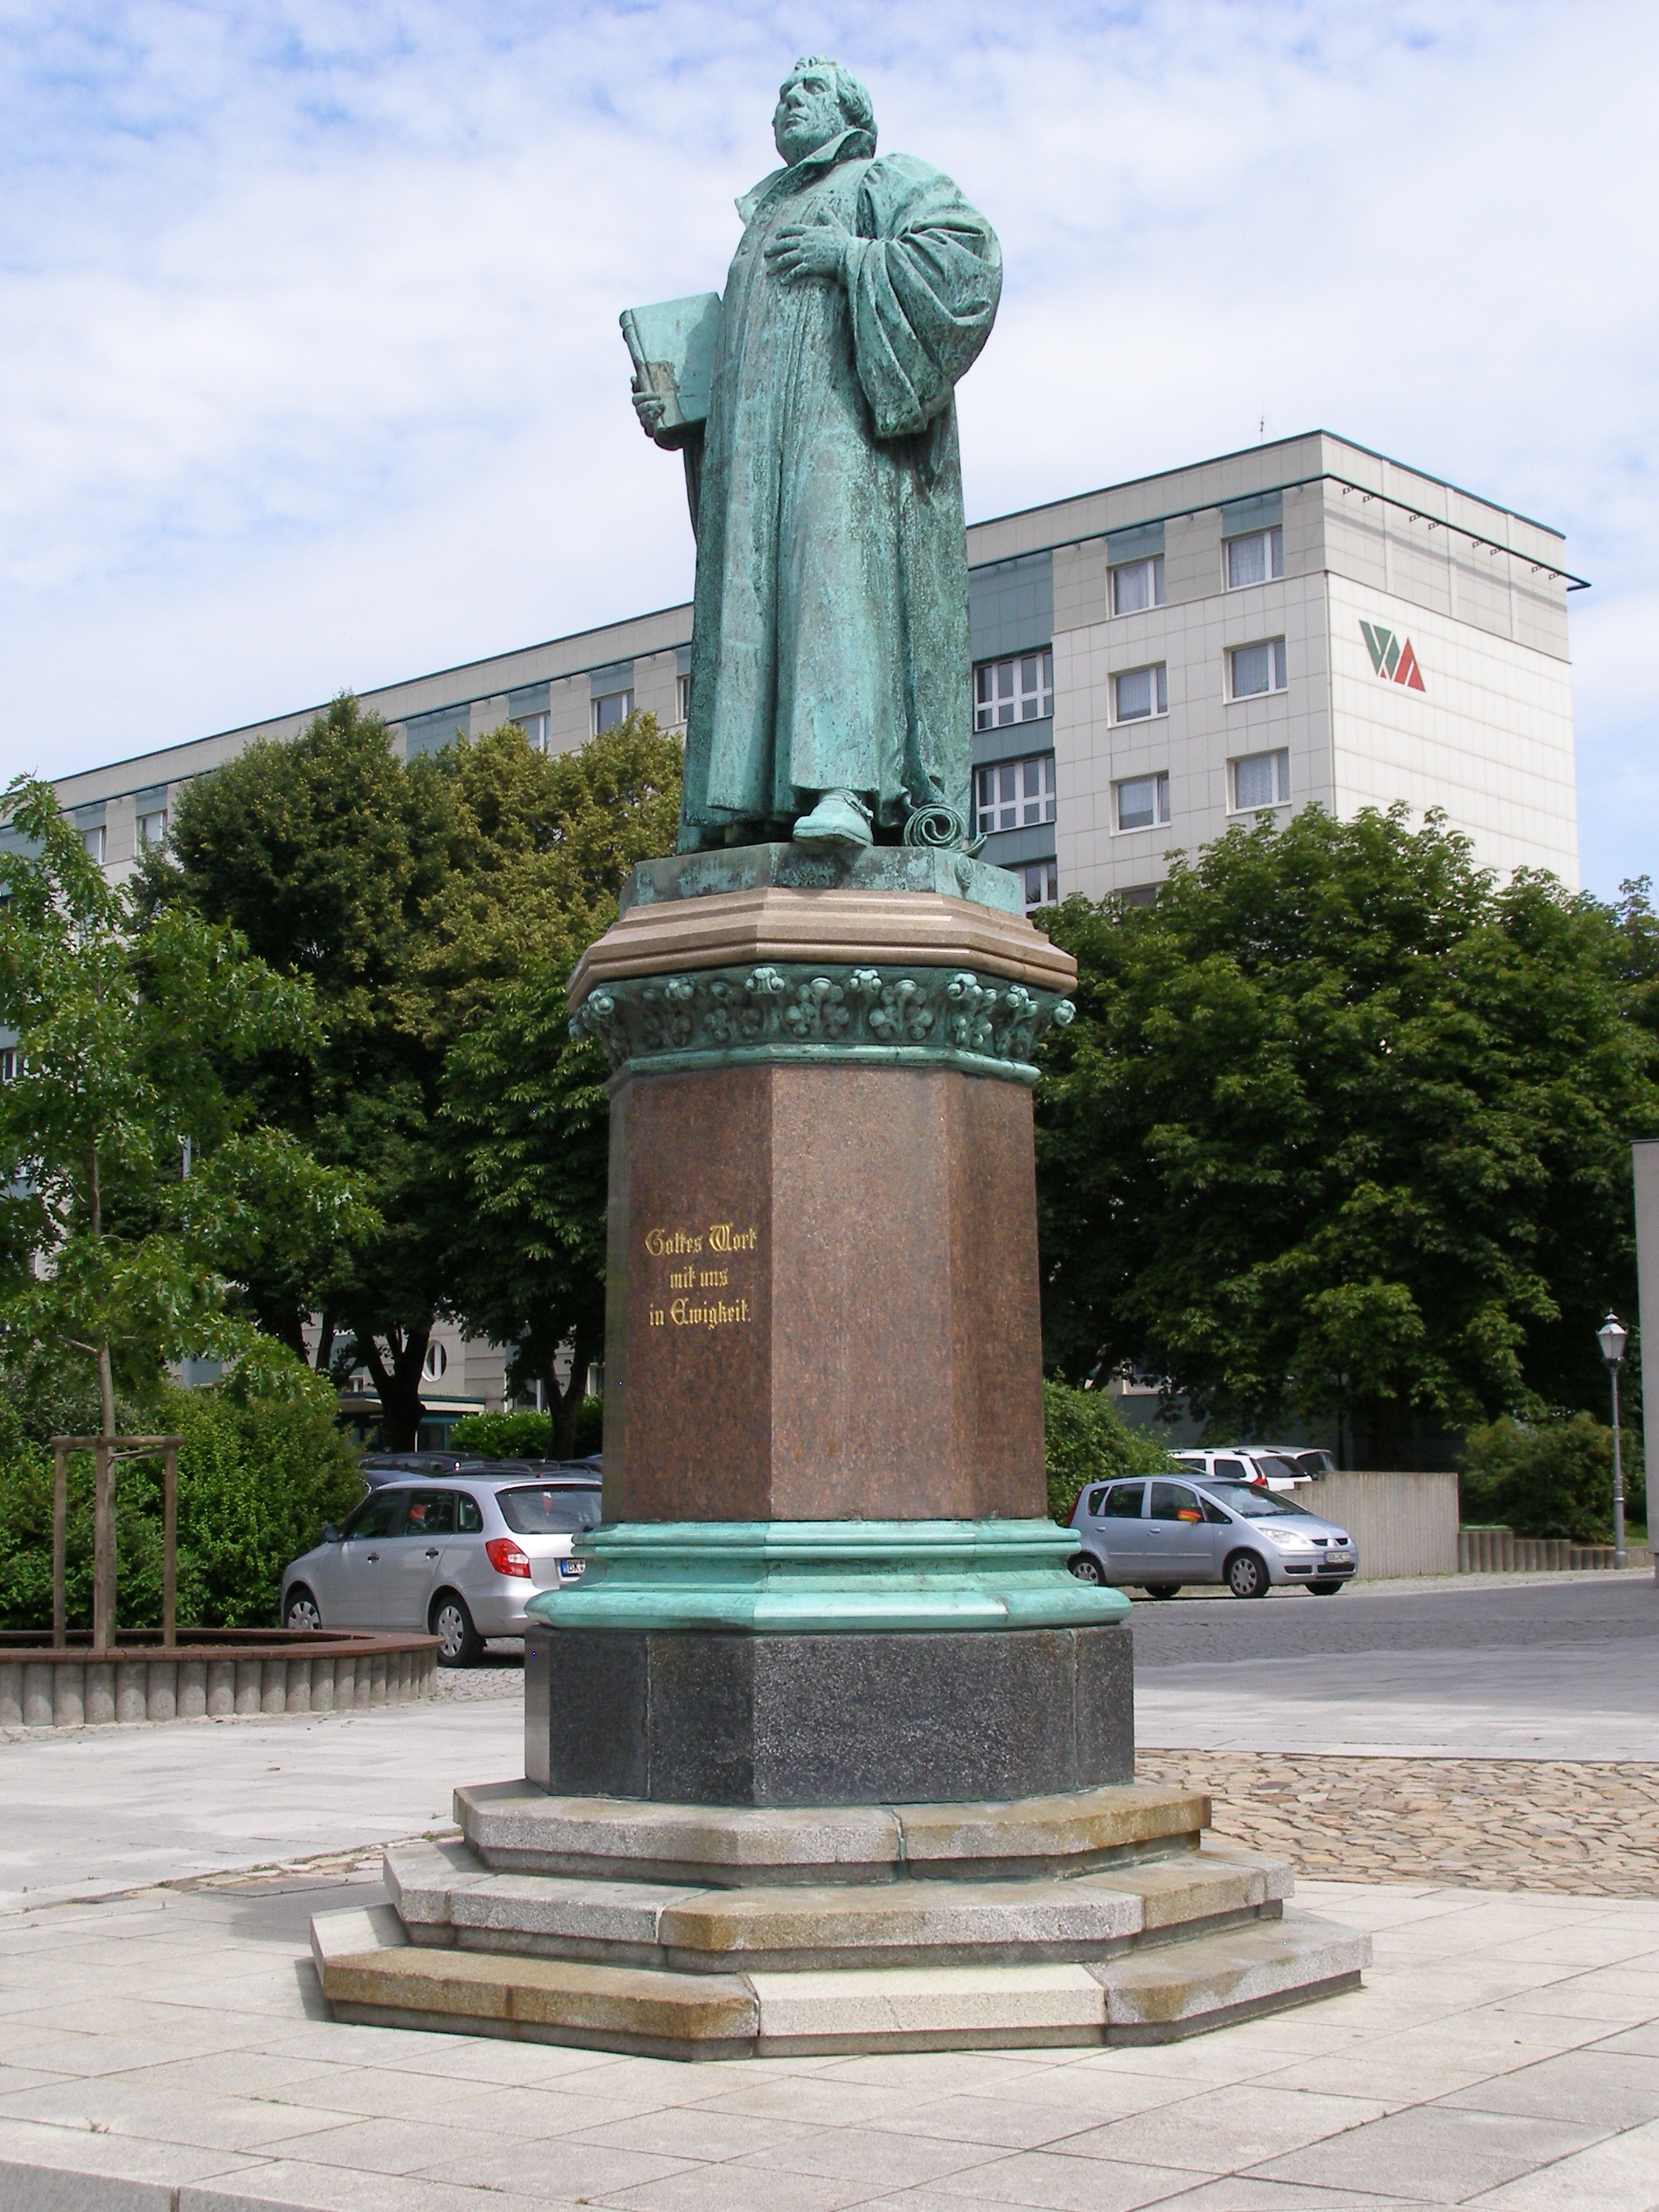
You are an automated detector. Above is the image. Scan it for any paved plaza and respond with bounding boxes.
[0,1868,1654,2210]
[1,1570,1654,2207]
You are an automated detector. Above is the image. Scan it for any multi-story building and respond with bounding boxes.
[26,428,1582,1433]
[46,429,1582,918]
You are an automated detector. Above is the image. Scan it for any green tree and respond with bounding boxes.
[145,701,680,1448]
[1035,806,1659,1460]
[441,716,681,1456]
[0,777,361,1439]
[1459,1411,1643,1544]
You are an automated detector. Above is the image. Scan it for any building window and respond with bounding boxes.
[676,673,691,726]
[423,1341,449,1381]
[974,754,1056,837]
[1021,859,1058,911]
[0,1049,17,1082]
[1225,526,1284,588]
[1230,639,1287,700]
[591,689,633,734]
[1113,664,1167,723]
[974,648,1053,731]
[518,712,550,753]
[1111,555,1164,615]
[1115,772,1170,832]
[1119,884,1159,908]
[137,809,167,849]
[1231,749,1291,811]
[79,825,106,865]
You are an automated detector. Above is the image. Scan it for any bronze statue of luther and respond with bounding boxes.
[630,56,1002,855]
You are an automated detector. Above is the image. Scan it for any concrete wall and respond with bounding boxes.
[1313,1470,1460,1580]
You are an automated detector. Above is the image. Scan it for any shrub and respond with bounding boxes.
[449,1400,602,1459]
[1044,1379,1179,1525]
[1459,1412,1644,1544]
[0,1373,362,1633]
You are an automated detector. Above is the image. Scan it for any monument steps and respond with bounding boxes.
[313,1891,1367,2059]
[311,1780,1369,2057]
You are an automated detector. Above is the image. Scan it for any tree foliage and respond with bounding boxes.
[143,700,680,1447]
[0,777,364,1431]
[1042,1379,1177,1525]
[1459,1411,1644,1544]
[1035,807,1659,1459]
[0,1365,362,1631]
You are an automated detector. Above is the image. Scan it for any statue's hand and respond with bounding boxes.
[631,380,668,439]
[766,219,849,284]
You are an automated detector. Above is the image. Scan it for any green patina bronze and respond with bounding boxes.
[572,961,1075,1082]
[620,843,1023,918]
[526,1520,1130,1635]
[628,56,1000,855]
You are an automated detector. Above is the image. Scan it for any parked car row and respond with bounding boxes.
[282,1467,602,1664]
[1070,1472,1357,1599]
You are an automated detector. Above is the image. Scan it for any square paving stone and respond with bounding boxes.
[1438,2046,1659,2130]
[1247,2104,1614,2202]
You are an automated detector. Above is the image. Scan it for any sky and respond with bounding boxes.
[1,0,1655,897]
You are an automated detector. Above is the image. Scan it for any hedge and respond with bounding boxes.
[0,1377,363,1633]
[1044,1379,1178,1524]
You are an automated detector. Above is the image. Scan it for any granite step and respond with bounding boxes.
[455,1776,1210,1885]
[385,1834,1291,1972]
[312,1899,1366,2058]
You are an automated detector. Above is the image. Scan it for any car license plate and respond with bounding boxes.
[558,1558,586,1579]
[1324,1551,1353,1566]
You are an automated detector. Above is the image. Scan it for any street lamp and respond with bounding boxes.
[1597,1312,1629,1570]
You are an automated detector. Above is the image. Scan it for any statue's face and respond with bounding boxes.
[773,66,845,166]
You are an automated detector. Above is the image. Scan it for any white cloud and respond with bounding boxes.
[1,1,1654,893]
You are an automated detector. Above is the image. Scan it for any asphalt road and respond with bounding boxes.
[1132,1571,1659,1759]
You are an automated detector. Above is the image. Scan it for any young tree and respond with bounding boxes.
[0,778,364,1561]
[1035,806,1659,1460]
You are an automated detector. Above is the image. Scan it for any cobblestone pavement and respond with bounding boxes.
[1137,1748,1659,1898]
[432,1655,523,1702]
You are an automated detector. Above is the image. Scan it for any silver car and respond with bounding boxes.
[1068,1474,1357,1600]
[280,1475,602,1664]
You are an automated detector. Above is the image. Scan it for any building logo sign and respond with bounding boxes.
[1361,621,1425,692]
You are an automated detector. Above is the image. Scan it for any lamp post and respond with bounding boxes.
[1597,1313,1629,1570]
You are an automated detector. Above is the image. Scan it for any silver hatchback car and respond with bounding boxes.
[1068,1474,1358,1599]
[280,1475,602,1664]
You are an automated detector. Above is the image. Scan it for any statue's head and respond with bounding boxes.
[772,55,877,167]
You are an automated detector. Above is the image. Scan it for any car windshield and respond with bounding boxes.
[1204,1482,1316,1519]
[496,1485,602,1536]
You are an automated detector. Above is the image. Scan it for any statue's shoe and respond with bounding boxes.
[793,791,873,851]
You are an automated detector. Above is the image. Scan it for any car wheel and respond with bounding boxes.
[430,1591,483,1666]
[1143,1584,1181,1600]
[284,1587,322,1632]
[1225,1551,1269,1600]
[1308,1579,1346,1595]
[1068,1554,1107,1585]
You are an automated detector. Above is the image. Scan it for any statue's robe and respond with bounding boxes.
[679,130,1002,846]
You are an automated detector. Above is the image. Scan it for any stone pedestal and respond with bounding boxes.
[312,841,1371,2056]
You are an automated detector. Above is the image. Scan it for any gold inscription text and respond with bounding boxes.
[707,1222,758,1253]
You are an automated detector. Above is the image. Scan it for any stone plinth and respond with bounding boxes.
[526,1619,1132,1805]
